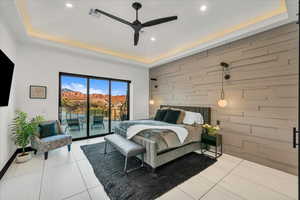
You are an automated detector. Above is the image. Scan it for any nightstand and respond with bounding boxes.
[200,133,223,159]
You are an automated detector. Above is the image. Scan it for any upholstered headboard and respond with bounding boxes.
[160,105,211,124]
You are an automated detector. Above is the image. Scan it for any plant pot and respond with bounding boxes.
[15,152,32,163]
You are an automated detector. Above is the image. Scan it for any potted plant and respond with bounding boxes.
[11,111,44,163]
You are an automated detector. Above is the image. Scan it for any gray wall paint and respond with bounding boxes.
[150,23,299,175]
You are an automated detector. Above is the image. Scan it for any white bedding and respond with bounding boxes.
[126,125,188,144]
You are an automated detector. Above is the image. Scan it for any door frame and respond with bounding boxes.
[58,72,131,141]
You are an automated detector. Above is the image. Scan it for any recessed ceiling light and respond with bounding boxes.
[65,3,73,8]
[200,5,207,12]
[150,37,156,41]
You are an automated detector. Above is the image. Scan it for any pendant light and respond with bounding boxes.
[218,62,230,107]
[149,78,157,105]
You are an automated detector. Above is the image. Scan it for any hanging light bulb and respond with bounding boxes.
[149,78,157,105]
[218,86,227,107]
[218,63,229,107]
[149,99,155,105]
[218,99,227,107]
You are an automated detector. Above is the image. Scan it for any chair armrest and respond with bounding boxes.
[59,124,70,135]
[31,135,44,150]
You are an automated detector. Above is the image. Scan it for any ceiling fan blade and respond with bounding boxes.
[142,16,177,27]
[94,9,132,27]
[134,31,139,46]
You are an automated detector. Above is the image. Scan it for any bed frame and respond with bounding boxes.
[115,105,211,171]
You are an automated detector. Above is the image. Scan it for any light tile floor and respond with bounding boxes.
[0,137,298,200]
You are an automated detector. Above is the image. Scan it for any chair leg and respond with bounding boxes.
[44,152,48,160]
[68,144,71,152]
[33,149,37,155]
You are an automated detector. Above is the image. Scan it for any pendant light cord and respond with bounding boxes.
[150,79,153,100]
[221,68,225,99]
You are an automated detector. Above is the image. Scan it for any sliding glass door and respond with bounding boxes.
[59,73,130,140]
[60,75,88,139]
[111,81,130,132]
[89,79,110,136]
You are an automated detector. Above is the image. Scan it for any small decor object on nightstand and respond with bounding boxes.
[201,124,222,159]
[30,85,47,99]
[202,124,220,135]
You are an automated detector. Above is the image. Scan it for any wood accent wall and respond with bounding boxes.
[149,23,299,175]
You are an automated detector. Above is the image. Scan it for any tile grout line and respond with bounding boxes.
[230,171,297,200]
[197,159,246,200]
[61,190,90,200]
[38,159,46,200]
[74,148,93,200]
[177,187,197,200]
[60,152,91,200]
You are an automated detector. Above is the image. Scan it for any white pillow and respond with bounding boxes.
[183,111,204,125]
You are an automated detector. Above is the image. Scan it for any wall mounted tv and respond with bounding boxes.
[0,49,14,107]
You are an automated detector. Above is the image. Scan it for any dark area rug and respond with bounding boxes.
[81,142,216,200]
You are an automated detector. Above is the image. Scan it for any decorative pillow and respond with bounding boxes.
[154,109,168,121]
[39,121,59,138]
[170,108,186,124]
[183,111,204,125]
[163,110,181,124]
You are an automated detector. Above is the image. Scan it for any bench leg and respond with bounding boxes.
[151,168,156,173]
[104,141,107,154]
[124,156,128,172]
[68,144,71,152]
[141,153,144,167]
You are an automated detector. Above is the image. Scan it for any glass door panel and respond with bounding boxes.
[59,73,130,140]
[89,79,109,136]
[111,81,129,132]
[59,75,88,139]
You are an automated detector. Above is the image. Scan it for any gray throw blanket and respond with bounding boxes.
[116,120,200,153]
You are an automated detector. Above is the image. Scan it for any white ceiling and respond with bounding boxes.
[0,0,298,67]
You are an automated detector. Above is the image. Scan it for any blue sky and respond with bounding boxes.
[61,76,128,96]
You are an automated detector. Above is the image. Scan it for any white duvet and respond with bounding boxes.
[126,125,188,144]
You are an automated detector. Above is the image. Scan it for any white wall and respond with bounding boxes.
[15,42,149,122]
[0,19,17,170]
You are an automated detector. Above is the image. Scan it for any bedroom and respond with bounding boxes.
[0,0,299,200]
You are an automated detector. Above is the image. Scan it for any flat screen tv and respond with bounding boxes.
[0,49,14,107]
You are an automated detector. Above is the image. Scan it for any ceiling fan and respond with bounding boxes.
[89,2,178,46]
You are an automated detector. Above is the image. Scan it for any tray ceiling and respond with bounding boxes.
[16,0,289,67]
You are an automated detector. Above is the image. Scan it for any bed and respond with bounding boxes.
[114,105,211,170]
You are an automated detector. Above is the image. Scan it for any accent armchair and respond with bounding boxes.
[31,120,72,160]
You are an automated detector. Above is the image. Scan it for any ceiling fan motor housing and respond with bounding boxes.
[132,2,142,10]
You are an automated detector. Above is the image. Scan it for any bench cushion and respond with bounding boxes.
[104,134,145,157]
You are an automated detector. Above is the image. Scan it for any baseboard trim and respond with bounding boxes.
[0,150,18,181]
[0,147,35,181]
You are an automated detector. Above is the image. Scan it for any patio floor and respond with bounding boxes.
[65,120,121,139]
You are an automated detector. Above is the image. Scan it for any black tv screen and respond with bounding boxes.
[0,49,14,107]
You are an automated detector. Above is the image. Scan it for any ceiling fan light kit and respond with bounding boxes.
[90,2,178,46]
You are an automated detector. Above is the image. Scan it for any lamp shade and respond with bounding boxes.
[218,99,227,107]
[149,100,155,105]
